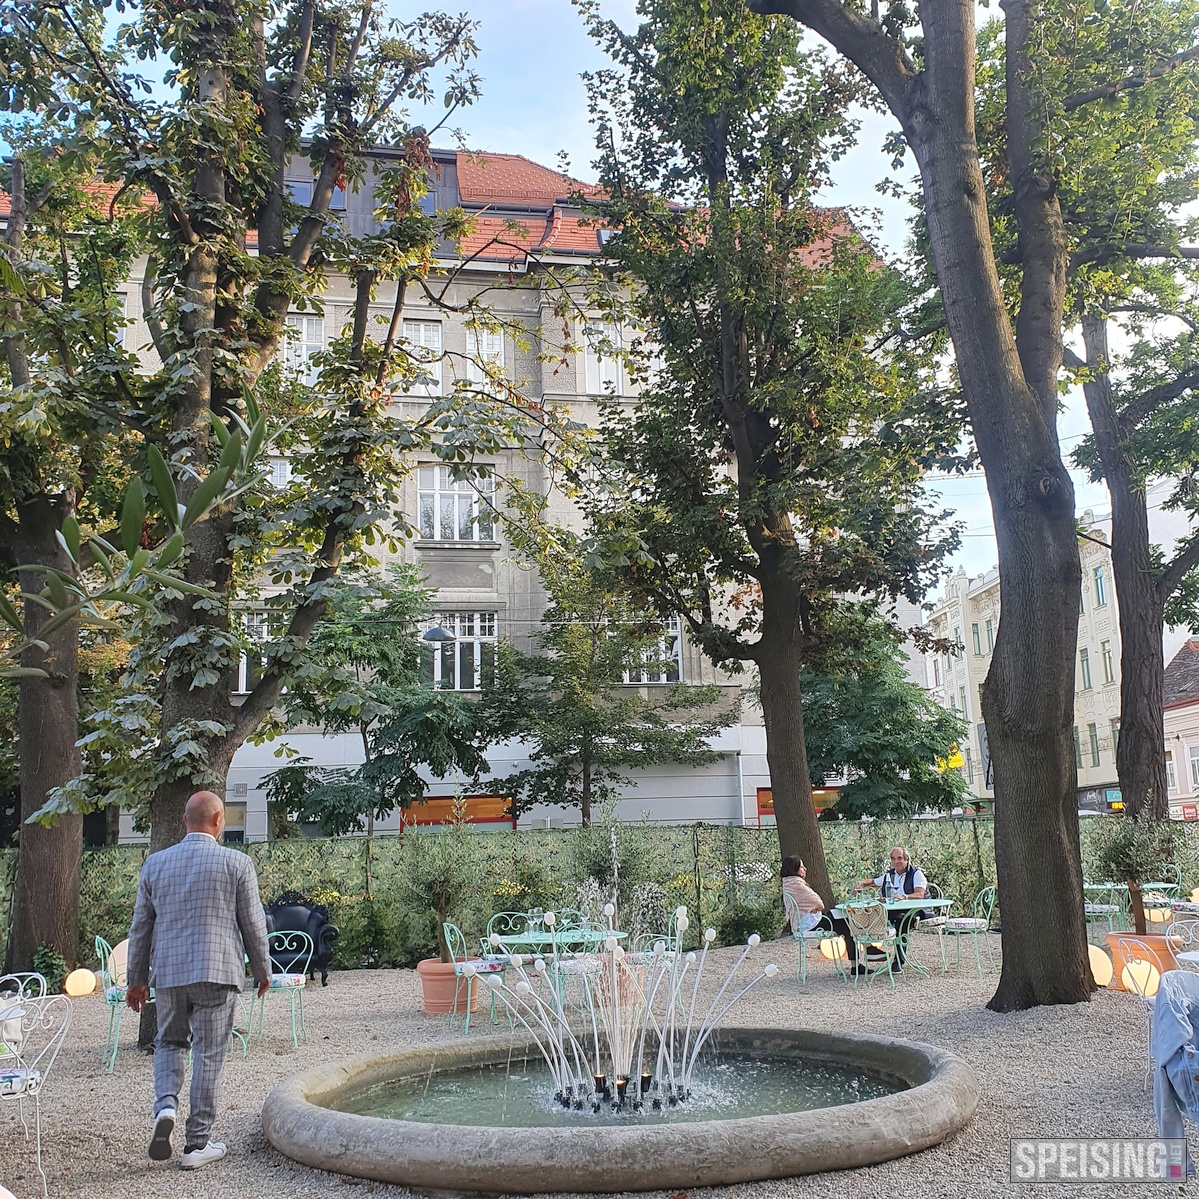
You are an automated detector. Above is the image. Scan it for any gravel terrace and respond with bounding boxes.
[2,937,1185,1199]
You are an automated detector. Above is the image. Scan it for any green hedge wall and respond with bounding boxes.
[3,817,1195,970]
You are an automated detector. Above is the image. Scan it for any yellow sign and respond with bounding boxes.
[936,743,964,772]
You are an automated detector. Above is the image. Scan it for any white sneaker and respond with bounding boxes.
[180,1141,227,1170]
[148,1108,176,1161]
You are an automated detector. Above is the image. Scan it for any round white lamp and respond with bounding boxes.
[64,967,97,997]
[1121,958,1161,997]
[1088,943,1114,987]
[819,936,848,961]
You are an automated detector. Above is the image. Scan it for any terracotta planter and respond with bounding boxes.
[416,957,480,1015]
[1104,931,1181,991]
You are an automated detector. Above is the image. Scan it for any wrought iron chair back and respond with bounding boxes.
[0,973,47,1001]
[268,930,315,978]
[1120,937,1161,1092]
[486,911,529,940]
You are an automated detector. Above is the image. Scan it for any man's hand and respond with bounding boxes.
[256,977,271,999]
[125,984,151,1012]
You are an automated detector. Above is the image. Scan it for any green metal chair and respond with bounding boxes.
[251,930,313,1049]
[941,885,997,977]
[483,911,528,950]
[1084,881,1123,942]
[843,900,900,989]
[95,934,153,1074]
[914,883,951,973]
[782,893,845,984]
[444,922,493,1034]
[1141,882,1181,933]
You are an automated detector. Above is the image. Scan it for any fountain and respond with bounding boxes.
[263,895,979,1190]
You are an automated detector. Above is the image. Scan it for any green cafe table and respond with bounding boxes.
[830,898,954,978]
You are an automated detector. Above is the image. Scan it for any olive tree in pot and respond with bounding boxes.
[398,799,485,1015]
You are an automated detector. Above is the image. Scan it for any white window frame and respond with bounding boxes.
[971,623,981,656]
[424,612,497,691]
[1190,745,1199,790]
[235,612,270,695]
[417,465,496,542]
[623,616,683,684]
[985,619,994,652]
[1094,565,1108,607]
[1079,647,1092,691]
[282,314,323,385]
[223,801,247,844]
[1167,750,1177,791]
[267,456,293,490]
[286,178,345,210]
[402,320,443,396]
[1088,722,1100,768]
[959,685,968,718]
[1101,639,1114,684]
[465,326,505,386]
[583,320,623,396]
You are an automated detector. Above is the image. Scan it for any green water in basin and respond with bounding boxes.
[330,1054,903,1127]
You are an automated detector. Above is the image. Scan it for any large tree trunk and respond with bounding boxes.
[757,573,831,906]
[4,501,82,973]
[1079,313,1168,819]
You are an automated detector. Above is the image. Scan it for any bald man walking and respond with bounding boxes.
[126,791,271,1171]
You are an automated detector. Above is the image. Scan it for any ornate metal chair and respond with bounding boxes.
[782,893,844,984]
[264,891,339,985]
[1120,937,1161,1092]
[914,883,951,973]
[843,900,900,989]
[251,930,314,1049]
[942,885,997,977]
[95,934,153,1073]
[0,992,73,1197]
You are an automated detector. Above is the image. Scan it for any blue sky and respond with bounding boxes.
[414,0,1114,587]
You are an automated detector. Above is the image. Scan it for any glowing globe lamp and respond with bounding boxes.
[819,936,847,961]
[64,967,97,997]
[1087,943,1113,987]
[1121,959,1161,997]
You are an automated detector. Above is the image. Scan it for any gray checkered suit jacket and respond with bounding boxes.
[127,832,271,989]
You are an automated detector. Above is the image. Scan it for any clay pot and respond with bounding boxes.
[416,957,480,1015]
[1104,931,1181,991]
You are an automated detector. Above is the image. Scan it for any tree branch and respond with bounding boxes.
[1071,242,1199,270]
[1161,531,1199,602]
[1118,365,1199,432]
[140,257,170,361]
[1063,46,1199,111]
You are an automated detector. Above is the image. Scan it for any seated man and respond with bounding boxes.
[854,846,927,965]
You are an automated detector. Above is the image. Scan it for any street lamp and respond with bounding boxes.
[421,626,456,643]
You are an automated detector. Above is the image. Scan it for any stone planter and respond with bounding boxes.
[415,957,479,1015]
[1104,931,1180,991]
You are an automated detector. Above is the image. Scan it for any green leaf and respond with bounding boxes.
[121,478,146,557]
[217,427,243,477]
[207,412,231,448]
[181,464,233,530]
[142,570,218,598]
[0,593,23,632]
[156,532,185,569]
[146,445,179,530]
[60,516,81,563]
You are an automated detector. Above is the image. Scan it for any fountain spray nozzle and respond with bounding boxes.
[640,1072,652,1095]
[615,1076,629,1106]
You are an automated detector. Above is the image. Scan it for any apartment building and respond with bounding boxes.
[922,511,1123,811]
[1164,641,1199,818]
[98,148,774,840]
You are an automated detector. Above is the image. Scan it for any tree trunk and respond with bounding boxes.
[1079,313,1168,819]
[4,503,82,973]
[757,575,832,907]
[1128,878,1147,937]
[904,0,1089,1008]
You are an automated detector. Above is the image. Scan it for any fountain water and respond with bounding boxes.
[468,902,778,1116]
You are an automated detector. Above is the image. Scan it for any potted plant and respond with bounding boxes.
[399,798,484,1014]
[1094,811,1181,987]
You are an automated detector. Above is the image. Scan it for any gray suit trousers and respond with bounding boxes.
[153,982,239,1146]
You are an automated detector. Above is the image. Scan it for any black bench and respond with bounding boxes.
[264,890,340,986]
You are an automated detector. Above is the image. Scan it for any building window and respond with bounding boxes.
[623,617,683,684]
[1167,750,1177,791]
[1190,745,1199,790]
[285,178,345,210]
[1080,588,1085,615]
[1073,727,1082,769]
[1101,639,1114,684]
[283,314,323,385]
[1110,718,1120,760]
[985,619,994,652]
[971,623,981,656]
[583,321,623,395]
[1088,722,1100,768]
[964,747,974,785]
[932,657,941,687]
[942,653,951,683]
[418,466,495,542]
[950,692,957,713]
[959,686,968,719]
[235,612,270,695]
[1094,565,1107,607]
[465,326,505,386]
[953,626,962,650]
[223,802,247,845]
[423,612,497,691]
[267,456,293,490]
[1079,647,1092,690]
[402,320,443,395]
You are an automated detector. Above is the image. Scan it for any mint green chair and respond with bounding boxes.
[942,886,997,977]
[782,893,845,984]
[843,900,900,989]
[96,934,153,1073]
[251,930,312,1049]
[443,922,487,1034]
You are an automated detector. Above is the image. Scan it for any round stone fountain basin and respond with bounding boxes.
[262,1027,979,1192]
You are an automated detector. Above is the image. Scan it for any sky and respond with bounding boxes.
[408,0,1118,593]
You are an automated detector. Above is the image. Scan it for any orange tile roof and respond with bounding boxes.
[455,152,600,208]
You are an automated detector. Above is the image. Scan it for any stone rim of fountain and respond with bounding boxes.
[262,1026,979,1192]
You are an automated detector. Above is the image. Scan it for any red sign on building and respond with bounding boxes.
[1182,804,1197,822]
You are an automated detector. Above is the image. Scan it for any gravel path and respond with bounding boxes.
[2,937,1186,1199]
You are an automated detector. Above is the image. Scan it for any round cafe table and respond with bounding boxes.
[830,898,953,978]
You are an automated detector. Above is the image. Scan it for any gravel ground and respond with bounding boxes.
[3,936,1189,1199]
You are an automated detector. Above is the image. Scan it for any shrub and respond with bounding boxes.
[32,944,68,993]
[715,900,780,948]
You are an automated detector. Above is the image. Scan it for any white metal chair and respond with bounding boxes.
[0,993,73,1197]
[915,884,950,973]
[782,893,845,984]
[1120,937,1161,1093]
